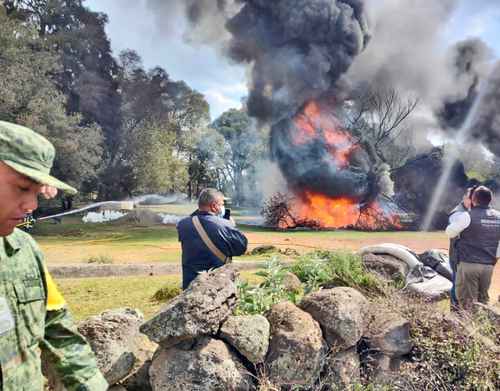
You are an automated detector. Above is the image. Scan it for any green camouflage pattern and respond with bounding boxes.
[0,121,77,194]
[0,228,107,390]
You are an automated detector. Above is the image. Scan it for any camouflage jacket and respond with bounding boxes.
[0,229,108,390]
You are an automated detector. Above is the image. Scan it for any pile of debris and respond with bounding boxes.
[360,243,453,300]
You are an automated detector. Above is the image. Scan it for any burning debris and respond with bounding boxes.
[262,191,401,231]
[271,100,376,204]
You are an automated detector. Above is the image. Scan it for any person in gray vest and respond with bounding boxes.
[447,185,478,310]
[445,186,500,310]
[177,188,248,289]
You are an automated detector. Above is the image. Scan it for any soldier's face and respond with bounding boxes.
[0,162,42,236]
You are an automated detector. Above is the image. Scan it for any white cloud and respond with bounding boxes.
[203,89,242,119]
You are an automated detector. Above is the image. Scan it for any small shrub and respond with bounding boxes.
[289,250,385,296]
[236,257,301,315]
[151,285,181,303]
[86,255,114,264]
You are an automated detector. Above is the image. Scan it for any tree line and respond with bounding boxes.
[0,0,266,206]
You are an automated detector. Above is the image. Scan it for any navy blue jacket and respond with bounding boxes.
[177,211,248,289]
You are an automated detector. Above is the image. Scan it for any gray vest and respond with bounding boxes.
[448,203,467,270]
[456,206,500,265]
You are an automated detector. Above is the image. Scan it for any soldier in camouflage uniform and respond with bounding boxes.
[0,121,108,390]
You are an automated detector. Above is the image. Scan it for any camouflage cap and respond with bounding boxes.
[0,121,77,195]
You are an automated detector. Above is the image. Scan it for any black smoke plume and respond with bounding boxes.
[438,38,492,130]
[226,0,371,123]
[469,62,500,157]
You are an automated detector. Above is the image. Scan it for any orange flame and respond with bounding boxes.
[280,192,401,230]
[282,100,401,230]
[295,192,361,229]
[292,101,356,167]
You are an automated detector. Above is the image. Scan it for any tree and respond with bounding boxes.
[5,0,122,162]
[97,50,209,198]
[343,86,418,169]
[187,127,231,198]
[0,7,103,191]
[212,109,266,206]
[129,121,188,194]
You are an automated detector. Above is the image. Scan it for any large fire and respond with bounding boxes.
[292,101,358,167]
[282,100,400,230]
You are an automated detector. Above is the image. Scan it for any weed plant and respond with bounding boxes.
[236,250,385,315]
[151,285,182,303]
[86,255,114,264]
[290,250,385,296]
[236,257,300,315]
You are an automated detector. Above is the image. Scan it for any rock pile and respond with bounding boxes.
[78,266,413,390]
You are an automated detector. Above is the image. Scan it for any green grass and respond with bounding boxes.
[58,271,262,321]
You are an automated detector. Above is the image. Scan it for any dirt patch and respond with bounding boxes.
[48,260,282,279]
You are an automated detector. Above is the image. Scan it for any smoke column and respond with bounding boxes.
[225,0,371,124]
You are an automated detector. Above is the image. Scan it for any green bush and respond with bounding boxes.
[289,250,385,296]
[236,257,300,315]
[236,250,387,315]
[151,285,181,303]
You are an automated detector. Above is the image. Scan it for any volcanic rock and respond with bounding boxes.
[299,287,369,350]
[123,360,152,391]
[140,265,238,347]
[363,353,404,385]
[265,301,326,387]
[219,315,270,364]
[282,271,303,295]
[149,337,252,391]
[365,305,412,357]
[323,347,361,390]
[362,253,409,284]
[250,245,278,255]
[78,308,144,385]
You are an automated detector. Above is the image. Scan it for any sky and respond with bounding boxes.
[84,0,500,121]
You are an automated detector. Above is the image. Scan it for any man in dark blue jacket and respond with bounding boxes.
[177,188,248,289]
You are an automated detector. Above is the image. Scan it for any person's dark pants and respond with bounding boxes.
[456,262,494,310]
[450,269,458,310]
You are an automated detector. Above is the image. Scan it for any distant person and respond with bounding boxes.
[177,188,248,289]
[445,186,500,310]
[0,121,107,389]
[447,187,475,310]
